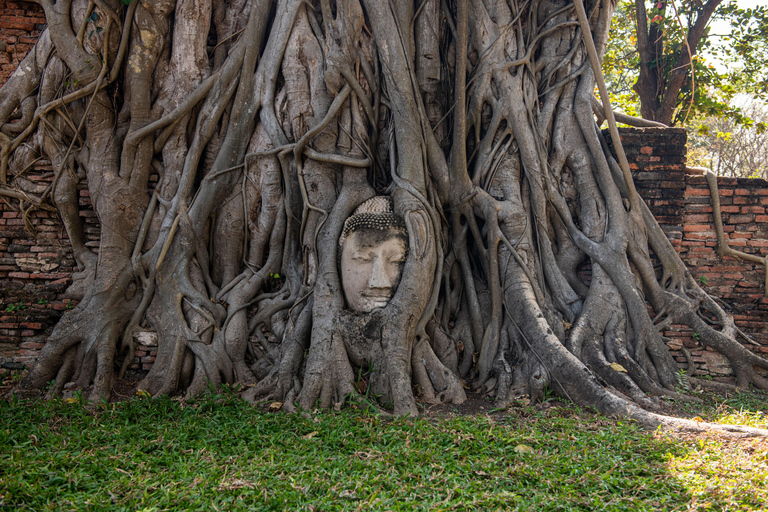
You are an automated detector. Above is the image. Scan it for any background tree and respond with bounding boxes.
[688,99,768,178]
[1,0,766,425]
[605,0,768,126]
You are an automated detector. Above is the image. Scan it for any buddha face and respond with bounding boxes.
[340,228,408,312]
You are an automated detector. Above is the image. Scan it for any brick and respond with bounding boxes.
[683,224,712,232]
[0,21,35,31]
[726,214,755,224]
[19,341,44,350]
[683,214,711,223]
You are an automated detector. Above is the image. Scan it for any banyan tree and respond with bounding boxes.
[3,0,767,425]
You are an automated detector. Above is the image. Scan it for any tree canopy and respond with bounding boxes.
[604,0,768,126]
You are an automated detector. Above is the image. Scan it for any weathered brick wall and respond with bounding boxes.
[616,127,768,381]
[619,127,687,245]
[0,1,45,88]
[0,165,96,369]
[668,176,768,379]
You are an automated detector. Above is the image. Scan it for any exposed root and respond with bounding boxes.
[5,0,766,437]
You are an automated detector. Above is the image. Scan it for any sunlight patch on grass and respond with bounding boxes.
[661,391,768,512]
[663,433,768,511]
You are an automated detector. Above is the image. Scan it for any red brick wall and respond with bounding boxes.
[0,165,97,369]
[618,128,768,380]
[0,2,45,88]
[668,176,768,379]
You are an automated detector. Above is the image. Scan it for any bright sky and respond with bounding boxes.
[709,0,762,39]
[706,0,762,71]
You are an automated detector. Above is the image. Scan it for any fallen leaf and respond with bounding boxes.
[514,444,535,454]
[290,482,308,493]
[609,363,628,373]
[268,401,282,411]
[63,398,78,404]
[217,479,255,490]
[302,431,319,440]
[339,490,357,499]
[136,390,151,398]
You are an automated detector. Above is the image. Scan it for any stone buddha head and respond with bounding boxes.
[339,197,408,313]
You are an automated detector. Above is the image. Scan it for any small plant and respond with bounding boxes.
[675,369,690,392]
[699,275,707,286]
[692,332,701,341]
[540,384,557,403]
[37,298,49,305]
[4,302,26,313]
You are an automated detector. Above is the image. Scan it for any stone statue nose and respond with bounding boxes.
[369,256,392,289]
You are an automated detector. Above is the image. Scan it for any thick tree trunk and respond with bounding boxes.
[633,0,723,126]
[2,0,766,427]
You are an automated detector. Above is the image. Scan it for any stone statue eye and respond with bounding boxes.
[352,254,373,263]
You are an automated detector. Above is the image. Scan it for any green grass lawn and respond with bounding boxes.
[1,388,766,511]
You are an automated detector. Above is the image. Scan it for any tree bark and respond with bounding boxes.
[1,0,764,428]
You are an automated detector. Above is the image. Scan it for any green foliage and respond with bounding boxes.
[688,99,768,178]
[719,2,768,100]
[604,1,768,126]
[603,0,641,116]
[3,302,25,313]
[1,394,767,510]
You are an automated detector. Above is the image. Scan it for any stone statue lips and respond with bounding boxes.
[360,290,392,309]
